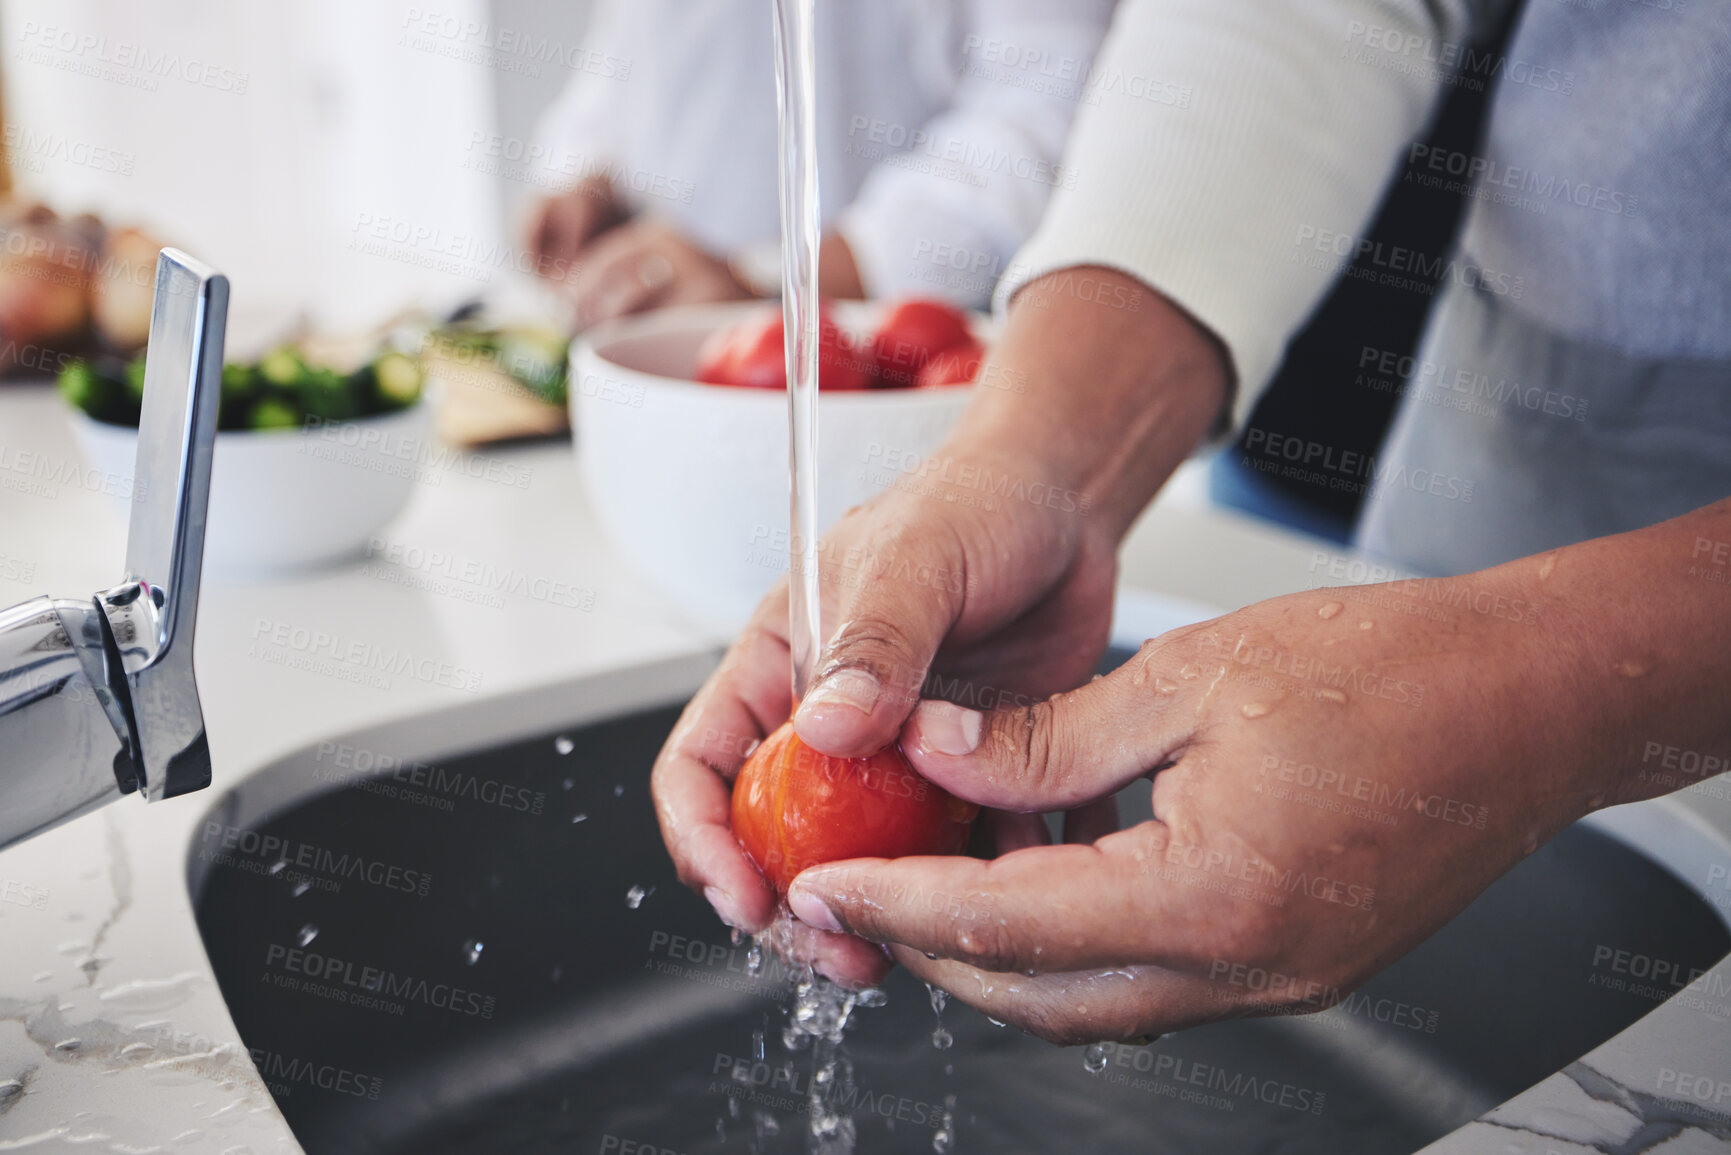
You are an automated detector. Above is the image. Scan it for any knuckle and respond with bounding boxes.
[818,619,926,701]
[999,701,1060,792]
[949,917,1021,974]
[1204,904,1283,973]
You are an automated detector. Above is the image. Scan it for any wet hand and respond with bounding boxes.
[784,576,1614,1042]
[650,476,1119,987]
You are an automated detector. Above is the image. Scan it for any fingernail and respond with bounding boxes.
[798,668,880,721]
[704,885,745,929]
[914,700,983,757]
[787,885,843,933]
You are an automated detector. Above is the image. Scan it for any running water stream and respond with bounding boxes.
[762,2,942,1151]
[772,0,823,704]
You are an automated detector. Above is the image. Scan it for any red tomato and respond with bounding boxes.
[916,338,985,388]
[694,308,872,391]
[730,721,977,895]
[870,299,974,388]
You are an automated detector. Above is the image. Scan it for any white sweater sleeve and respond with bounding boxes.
[529,0,637,194]
[836,0,1117,309]
[995,0,1507,429]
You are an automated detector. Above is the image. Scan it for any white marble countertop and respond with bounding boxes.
[2,381,1727,1153]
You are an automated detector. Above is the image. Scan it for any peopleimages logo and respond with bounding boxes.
[249,1046,383,1100]
[264,942,496,1019]
[199,821,433,897]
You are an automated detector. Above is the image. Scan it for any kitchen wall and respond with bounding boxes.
[0,0,534,350]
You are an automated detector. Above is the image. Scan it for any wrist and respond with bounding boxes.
[1479,501,1731,810]
[944,266,1229,545]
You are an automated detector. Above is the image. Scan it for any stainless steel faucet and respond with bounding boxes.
[0,249,226,851]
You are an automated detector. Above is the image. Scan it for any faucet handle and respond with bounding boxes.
[101,248,228,800]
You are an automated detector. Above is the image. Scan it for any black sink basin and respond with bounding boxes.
[191,654,1730,1154]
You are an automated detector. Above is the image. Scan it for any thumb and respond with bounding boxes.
[901,658,1186,812]
[791,566,961,759]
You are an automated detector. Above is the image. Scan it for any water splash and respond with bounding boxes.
[625,885,651,909]
[296,924,318,947]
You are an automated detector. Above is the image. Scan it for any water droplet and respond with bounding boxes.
[571,813,587,824]
[932,1094,957,1153]
[462,939,484,965]
[714,1117,726,1141]
[1317,688,1348,704]
[1240,702,1270,719]
[296,924,318,947]
[1179,663,1203,680]
[53,1038,80,1052]
[554,736,575,755]
[1153,677,1178,695]
[613,784,624,797]
[561,777,575,791]
[856,987,888,1008]
[289,880,310,898]
[625,885,650,909]
[550,965,562,982]
[931,1026,953,1050]
[1083,1042,1108,1074]
[987,1015,1006,1028]
[267,860,289,877]
[923,951,938,960]
[752,1029,766,1061]
[1587,792,1606,809]
[1317,601,1343,620]
[746,941,764,977]
[1539,553,1557,580]
[1131,662,1149,686]
[1616,659,1649,678]
[731,1064,752,1084]
[1358,620,1374,630]
[928,985,949,1014]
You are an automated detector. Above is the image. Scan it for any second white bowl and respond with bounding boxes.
[70,399,432,578]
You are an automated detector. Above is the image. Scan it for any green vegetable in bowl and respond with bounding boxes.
[58,342,426,430]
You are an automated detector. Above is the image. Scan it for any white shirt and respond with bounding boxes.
[997,0,1512,425]
[533,0,1115,307]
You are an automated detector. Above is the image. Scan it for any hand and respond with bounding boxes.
[649,271,1229,986]
[782,505,1731,1043]
[650,478,1119,987]
[564,218,753,328]
[525,175,628,285]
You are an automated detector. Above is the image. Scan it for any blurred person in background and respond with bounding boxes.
[653,0,1731,1042]
[524,0,1116,326]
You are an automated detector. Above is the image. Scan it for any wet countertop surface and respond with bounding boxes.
[2,382,1728,1152]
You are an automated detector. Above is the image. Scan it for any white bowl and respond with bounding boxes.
[70,399,431,578]
[571,302,975,633]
